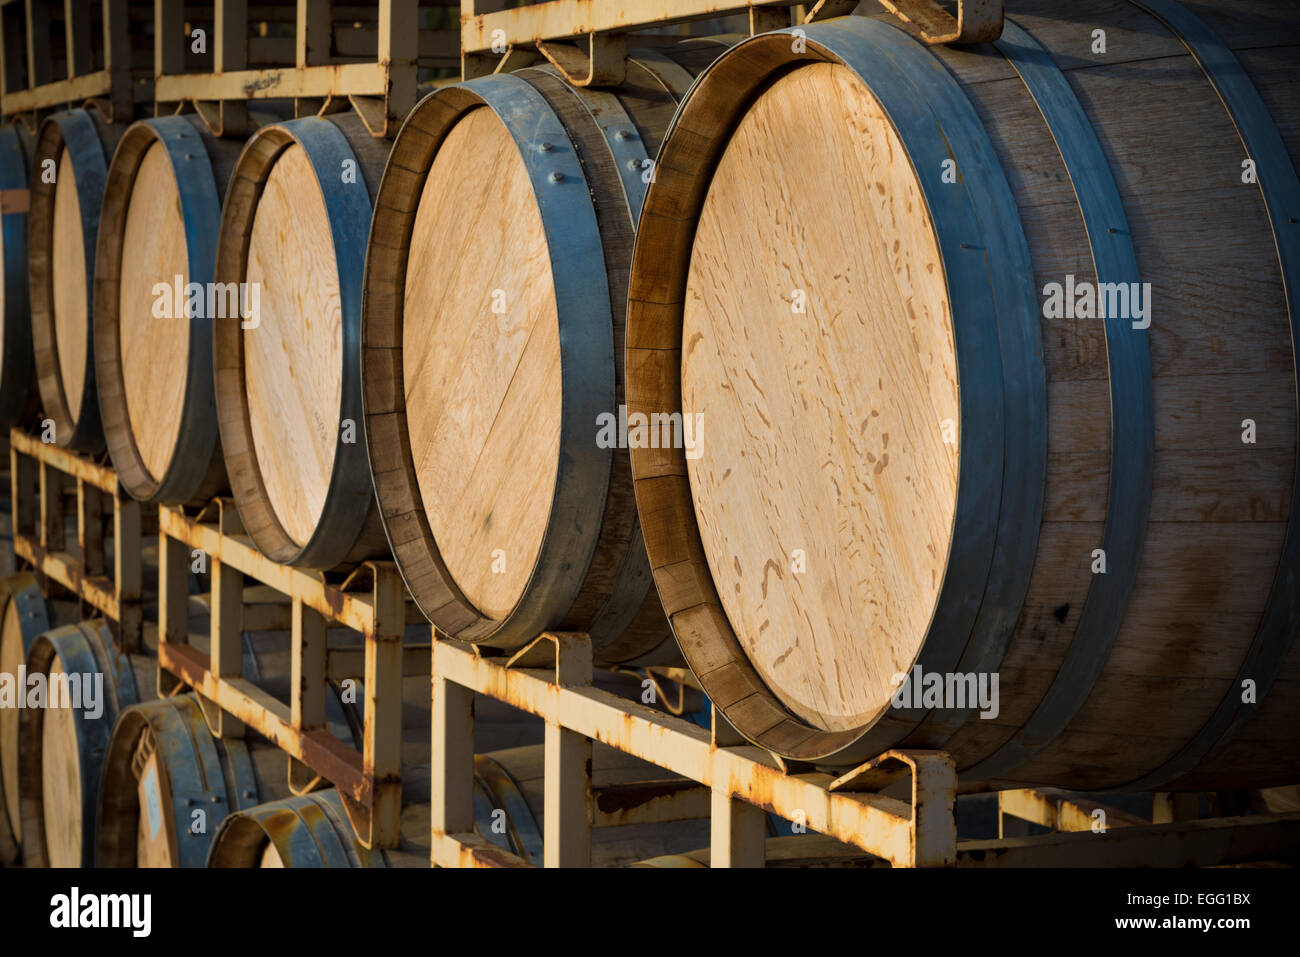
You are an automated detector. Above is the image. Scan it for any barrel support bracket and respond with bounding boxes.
[535,33,627,88]
[877,0,1005,44]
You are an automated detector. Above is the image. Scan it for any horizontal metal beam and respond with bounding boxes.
[0,67,113,114]
[961,812,1300,867]
[430,831,533,868]
[158,506,380,634]
[999,787,1148,833]
[461,0,802,53]
[10,428,118,493]
[158,640,370,804]
[154,62,387,102]
[12,536,122,620]
[433,639,940,866]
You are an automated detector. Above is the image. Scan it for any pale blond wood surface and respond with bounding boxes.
[51,150,87,418]
[117,141,190,482]
[259,841,285,867]
[244,143,343,548]
[682,62,959,732]
[40,657,82,868]
[402,107,561,620]
[0,599,23,834]
[134,752,172,868]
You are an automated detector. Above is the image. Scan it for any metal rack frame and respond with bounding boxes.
[458,0,1002,82]
[9,427,144,651]
[0,0,136,123]
[431,631,959,867]
[153,0,458,137]
[155,499,425,849]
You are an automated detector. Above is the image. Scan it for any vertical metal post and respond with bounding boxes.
[208,502,245,737]
[103,0,130,120]
[431,647,475,857]
[290,597,327,731]
[709,783,767,867]
[157,514,188,695]
[363,564,403,847]
[296,0,331,67]
[544,722,591,867]
[710,707,765,867]
[76,478,103,576]
[38,461,63,553]
[378,0,418,133]
[24,0,50,89]
[113,491,142,652]
[214,0,249,132]
[64,0,91,78]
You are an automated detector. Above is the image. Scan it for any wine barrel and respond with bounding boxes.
[96,694,286,868]
[0,573,56,864]
[212,112,392,569]
[362,49,715,664]
[28,107,128,451]
[0,124,35,428]
[18,619,153,867]
[206,788,393,867]
[93,115,244,506]
[97,685,362,867]
[625,2,1300,790]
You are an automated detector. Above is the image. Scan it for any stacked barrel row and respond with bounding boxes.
[0,33,722,868]
[0,1,1291,862]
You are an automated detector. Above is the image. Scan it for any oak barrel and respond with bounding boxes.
[206,788,396,867]
[94,694,292,867]
[213,112,392,569]
[0,124,35,428]
[93,115,248,506]
[362,50,714,664]
[625,2,1300,789]
[0,573,57,863]
[18,618,153,867]
[28,107,128,451]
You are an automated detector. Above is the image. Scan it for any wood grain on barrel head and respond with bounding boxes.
[244,143,343,547]
[118,142,190,482]
[51,150,87,418]
[40,657,83,867]
[402,107,561,620]
[681,63,960,732]
[0,599,23,834]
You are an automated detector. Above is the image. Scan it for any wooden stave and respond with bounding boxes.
[213,111,390,570]
[0,572,50,864]
[28,107,126,452]
[919,0,1300,791]
[93,115,240,507]
[0,124,36,429]
[362,55,701,665]
[18,618,153,867]
[625,4,1300,788]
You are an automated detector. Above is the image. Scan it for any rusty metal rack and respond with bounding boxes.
[0,0,144,124]
[154,0,461,138]
[458,0,1003,82]
[976,787,1300,867]
[155,499,428,848]
[9,426,145,651]
[431,631,959,867]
